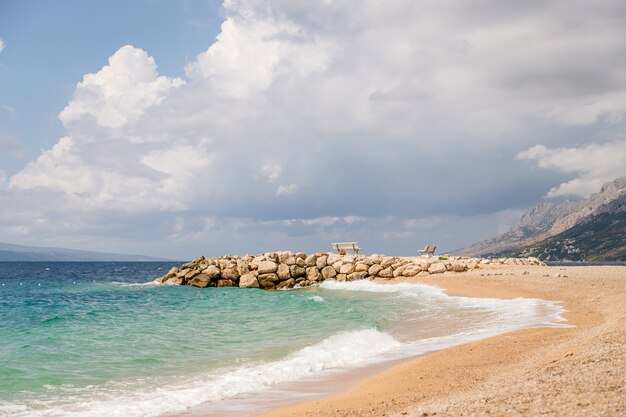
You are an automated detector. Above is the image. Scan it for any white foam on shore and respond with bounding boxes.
[6,328,401,417]
[6,280,571,417]
[320,279,571,330]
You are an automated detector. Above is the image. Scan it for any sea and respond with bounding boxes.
[0,262,570,417]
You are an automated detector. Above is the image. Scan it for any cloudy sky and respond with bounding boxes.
[1,0,626,259]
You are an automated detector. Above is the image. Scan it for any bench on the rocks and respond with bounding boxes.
[331,242,363,254]
[418,245,437,256]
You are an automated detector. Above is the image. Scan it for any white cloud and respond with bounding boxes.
[276,183,299,196]
[0,38,5,53]
[517,140,626,197]
[185,2,331,99]
[261,163,282,183]
[59,45,184,129]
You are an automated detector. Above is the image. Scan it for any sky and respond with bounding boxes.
[1,0,626,259]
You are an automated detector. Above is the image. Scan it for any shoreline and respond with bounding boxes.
[253,265,625,417]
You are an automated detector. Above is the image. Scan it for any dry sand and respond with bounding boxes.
[259,265,625,417]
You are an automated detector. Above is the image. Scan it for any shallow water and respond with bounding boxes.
[0,262,569,417]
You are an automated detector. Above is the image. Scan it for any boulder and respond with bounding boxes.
[164,276,184,285]
[326,254,341,265]
[428,262,447,274]
[277,263,291,280]
[378,267,393,278]
[451,263,468,273]
[332,261,343,272]
[354,263,369,273]
[296,257,307,267]
[239,273,260,288]
[402,265,421,277]
[336,274,348,282]
[217,279,235,287]
[380,257,396,268]
[348,271,368,281]
[258,273,279,282]
[362,258,375,266]
[277,278,296,289]
[306,267,322,281]
[277,252,291,264]
[236,261,250,276]
[321,266,337,279]
[368,264,383,276]
[184,269,200,279]
[258,279,276,290]
[393,265,407,277]
[316,255,328,269]
[257,261,278,274]
[340,263,355,274]
[305,254,318,266]
[290,265,306,278]
[203,265,222,279]
[221,268,239,280]
[418,261,432,271]
[189,273,211,288]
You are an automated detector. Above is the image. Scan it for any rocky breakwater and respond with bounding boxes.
[154,252,545,290]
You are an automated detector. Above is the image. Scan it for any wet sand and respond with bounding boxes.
[259,265,625,417]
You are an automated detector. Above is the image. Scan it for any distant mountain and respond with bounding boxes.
[0,242,173,262]
[456,176,626,261]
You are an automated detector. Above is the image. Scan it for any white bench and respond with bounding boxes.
[417,245,437,256]
[331,242,363,254]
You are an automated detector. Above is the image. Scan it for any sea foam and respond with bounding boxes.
[7,328,401,417]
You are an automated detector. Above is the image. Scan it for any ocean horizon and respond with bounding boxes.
[0,261,570,417]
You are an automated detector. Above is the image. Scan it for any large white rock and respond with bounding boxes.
[277,263,291,279]
[368,264,383,276]
[257,261,278,274]
[203,265,221,279]
[239,274,259,288]
[321,266,337,279]
[428,262,447,274]
[340,263,355,274]
[402,265,422,277]
[306,267,322,281]
[316,255,328,269]
[326,254,341,265]
[305,254,318,266]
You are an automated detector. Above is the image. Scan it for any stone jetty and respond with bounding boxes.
[154,252,545,290]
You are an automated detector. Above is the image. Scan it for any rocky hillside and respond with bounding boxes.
[154,252,544,289]
[503,210,626,261]
[457,176,626,261]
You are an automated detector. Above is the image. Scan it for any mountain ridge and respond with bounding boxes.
[0,242,175,262]
[456,176,626,261]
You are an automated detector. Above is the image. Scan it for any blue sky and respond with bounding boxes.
[0,0,222,174]
[1,0,626,259]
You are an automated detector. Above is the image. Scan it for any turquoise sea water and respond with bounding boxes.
[0,262,569,417]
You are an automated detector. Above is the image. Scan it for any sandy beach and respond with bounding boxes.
[257,265,625,417]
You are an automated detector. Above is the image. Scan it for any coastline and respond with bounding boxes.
[254,265,625,417]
